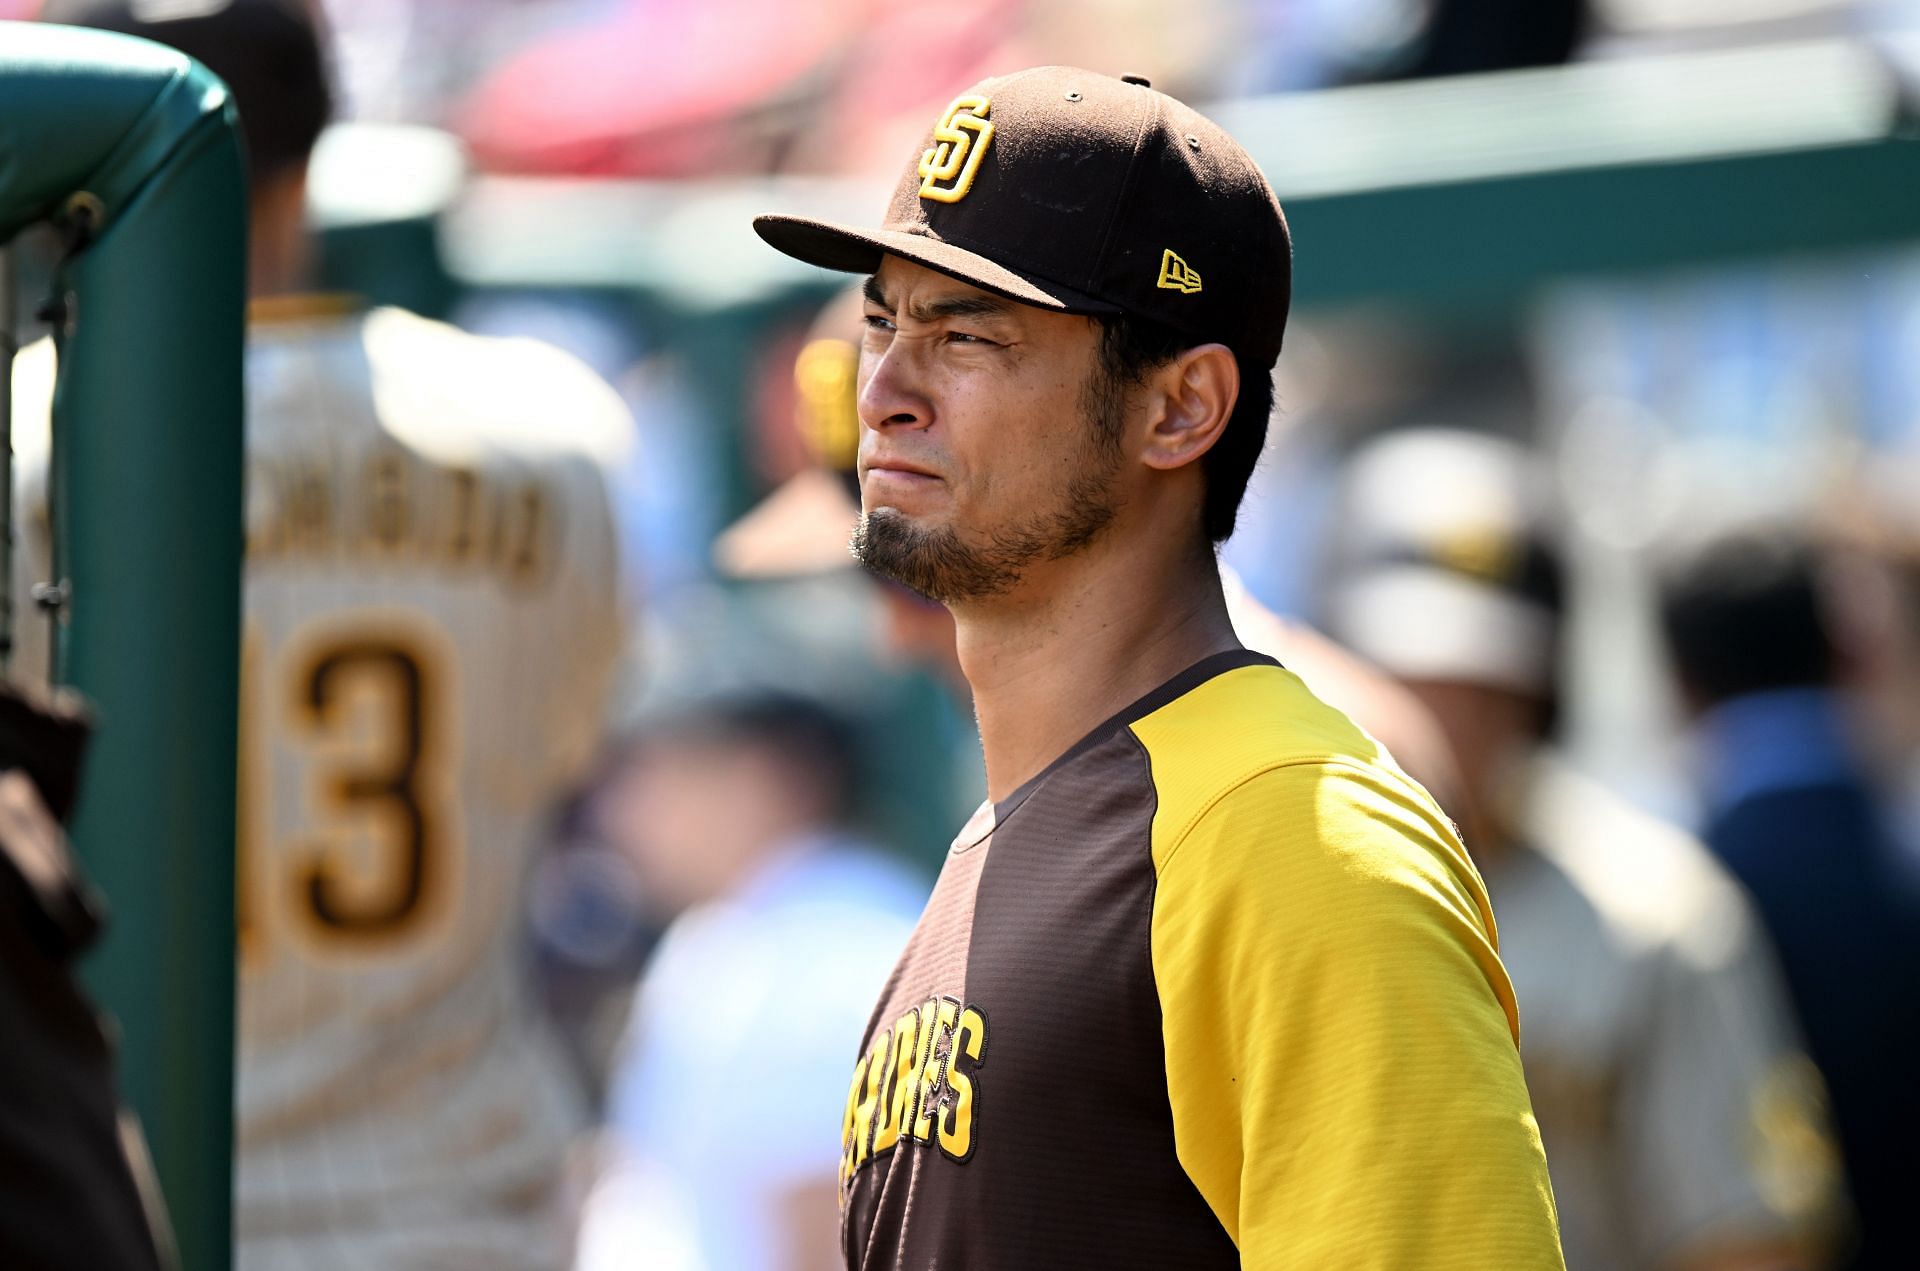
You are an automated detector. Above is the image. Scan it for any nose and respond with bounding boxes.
[858,339,932,433]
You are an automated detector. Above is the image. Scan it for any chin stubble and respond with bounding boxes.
[850,369,1129,605]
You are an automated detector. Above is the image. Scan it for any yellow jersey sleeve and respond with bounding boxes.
[1148,758,1564,1269]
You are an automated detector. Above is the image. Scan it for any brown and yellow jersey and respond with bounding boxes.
[839,651,1564,1269]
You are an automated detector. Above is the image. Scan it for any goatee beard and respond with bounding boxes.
[854,359,1131,605]
[850,464,1119,605]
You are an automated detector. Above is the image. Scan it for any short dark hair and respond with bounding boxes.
[48,0,332,184]
[1094,314,1272,543]
[1659,528,1836,708]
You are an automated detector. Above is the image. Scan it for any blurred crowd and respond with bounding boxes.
[5,0,1920,1269]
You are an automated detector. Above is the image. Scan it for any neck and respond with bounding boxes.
[955,537,1240,802]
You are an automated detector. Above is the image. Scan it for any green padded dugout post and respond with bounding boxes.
[0,22,245,1270]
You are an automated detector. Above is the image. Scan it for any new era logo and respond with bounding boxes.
[1156,249,1202,294]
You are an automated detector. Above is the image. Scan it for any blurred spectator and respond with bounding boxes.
[1826,460,1920,854]
[1326,428,1841,1271]
[1660,524,1920,1271]
[20,2,634,1266]
[574,695,924,1271]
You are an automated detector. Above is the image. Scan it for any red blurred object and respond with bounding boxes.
[802,0,1027,177]
[455,0,1029,178]
[456,0,860,176]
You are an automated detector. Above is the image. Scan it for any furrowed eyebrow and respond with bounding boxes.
[906,293,1015,324]
[864,273,1015,325]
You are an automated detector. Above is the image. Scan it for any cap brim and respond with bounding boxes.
[753,214,1121,317]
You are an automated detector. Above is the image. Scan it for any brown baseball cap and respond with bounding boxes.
[753,66,1292,368]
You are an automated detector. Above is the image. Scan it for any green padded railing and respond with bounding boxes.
[0,20,245,1270]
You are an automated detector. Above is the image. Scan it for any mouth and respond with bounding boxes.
[862,459,943,484]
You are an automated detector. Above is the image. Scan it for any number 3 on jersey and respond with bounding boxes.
[239,617,460,964]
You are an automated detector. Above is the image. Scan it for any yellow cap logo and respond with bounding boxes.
[1156,249,1202,294]
[918,96,994,204]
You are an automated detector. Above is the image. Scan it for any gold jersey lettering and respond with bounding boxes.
[913,997,959,1142]
[872,1006,923,1156]
[842,995,990,1182]
[852,1038,889,1169]
[366,452,412,551]
[936,1006,987,1162]
[918,96,994,204]
[840,1056,869,1184]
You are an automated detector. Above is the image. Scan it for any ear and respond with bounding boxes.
[1139,344,1238,473]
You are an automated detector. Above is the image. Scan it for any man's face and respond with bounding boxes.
[852,256,1130,604]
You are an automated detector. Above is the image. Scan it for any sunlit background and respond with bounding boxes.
[261,0,1920,834]
[7,0,1920,1268]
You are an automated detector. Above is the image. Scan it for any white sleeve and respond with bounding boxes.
[1621,906,1839,1260]
[538,452,629,788]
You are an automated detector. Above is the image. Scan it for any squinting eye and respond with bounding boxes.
[863,314,895,333]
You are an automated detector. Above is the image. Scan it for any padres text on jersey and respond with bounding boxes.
[839,651,1566,1269]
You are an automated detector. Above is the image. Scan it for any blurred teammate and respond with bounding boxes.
[755,69,1560,1266]
[1661,525,1920,1271]
[16,2,634,1265]
[574,695,924,1271]
[1326,428,1840,1271]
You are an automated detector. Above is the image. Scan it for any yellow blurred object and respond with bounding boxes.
[794,336,861,472]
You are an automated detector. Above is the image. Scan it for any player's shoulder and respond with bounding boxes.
[1130,654,1414,814]
[1130,654,1461,875]
[1134,654,1388,761]
[1523,757,1759,962]
[358,306,635,468]
[1136,658,1509,1035]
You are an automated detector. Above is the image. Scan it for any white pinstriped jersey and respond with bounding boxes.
[12,303,633,1269]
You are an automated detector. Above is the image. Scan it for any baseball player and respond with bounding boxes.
[1325,429,1842,1270]
[16,3,632,1266]
[719,284,1466,813]
[752,69,1563,1267]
